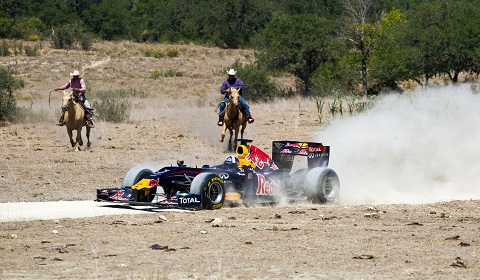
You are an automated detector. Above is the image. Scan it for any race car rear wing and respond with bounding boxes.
[271,141,330,172]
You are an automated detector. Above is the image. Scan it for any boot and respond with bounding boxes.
[246,114,254,124]
[217,114,224,126]
[86,119,95,128]
[85,112,95,128]
[56,112,65,126]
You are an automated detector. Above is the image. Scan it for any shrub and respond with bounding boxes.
[51,23,92,51]
[166,48,179,57]
[226,60,282,102]
[91,88,149,123]
[0,67,24,122]
[94,96,131,123]
[24,45,40,56]
[0,40,10,56]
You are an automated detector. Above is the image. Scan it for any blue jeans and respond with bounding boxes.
[219,95,251,115]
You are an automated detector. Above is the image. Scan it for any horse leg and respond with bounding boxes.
[75,128,82,151]
[86,126,91,148]
[240,122,247,139]
[220,124,227,143]
[67,129,75,148]
[233,126,240,151]
[227,127,234,152]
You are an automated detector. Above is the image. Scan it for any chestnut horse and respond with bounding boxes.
[61,91,91,151]
[220,88,247,151]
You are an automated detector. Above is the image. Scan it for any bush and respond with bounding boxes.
[94,97,131,123]
[0,40,10,56]
[24,45,40,56]
[0,67,24,122]
[51,23,92,51]
[227,60,283,102]
[91,88,149,123]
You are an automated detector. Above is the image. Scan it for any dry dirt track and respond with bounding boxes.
[1,41,480,279]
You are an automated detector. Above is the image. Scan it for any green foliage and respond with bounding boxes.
[10,17,45,40]
[82,0,132,40]
[0,18,13,37]
[254,14,337,96]
[315,98,325,124]
[24,44,40,56]
[227,60,282,102]
[51,23,92,51]
[0,67,24,123]
[0,40,10,56]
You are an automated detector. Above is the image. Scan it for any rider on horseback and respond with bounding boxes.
[54,70,95,128]
[217,69,254,126]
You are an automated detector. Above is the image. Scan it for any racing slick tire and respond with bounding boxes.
[121,166,155,202]
[304,167,340,204]
[190,173,225,210]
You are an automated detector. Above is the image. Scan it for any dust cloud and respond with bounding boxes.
[318,84,480,205]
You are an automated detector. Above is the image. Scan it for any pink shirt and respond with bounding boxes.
[58,77,86,95]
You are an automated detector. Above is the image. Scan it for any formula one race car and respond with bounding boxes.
[96,139,340,210]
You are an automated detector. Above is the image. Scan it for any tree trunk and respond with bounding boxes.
[361,58,367,97]
[304,76,311,96]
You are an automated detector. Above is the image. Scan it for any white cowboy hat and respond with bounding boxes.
[227,69,237,75]
[70,70,80,76]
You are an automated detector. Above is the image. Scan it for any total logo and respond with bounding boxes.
[256,174,279,195]
[179,196,200,204]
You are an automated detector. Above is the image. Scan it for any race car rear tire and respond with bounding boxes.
[305,167,340,204]
[190,173,225,210]
[121,166,155,202]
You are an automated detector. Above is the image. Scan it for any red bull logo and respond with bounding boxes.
[246,145,278,170]
[256,174,279,195]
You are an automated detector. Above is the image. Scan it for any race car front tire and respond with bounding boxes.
[304,167,340,204]
[190,173,225,210]
[121,166,155,202]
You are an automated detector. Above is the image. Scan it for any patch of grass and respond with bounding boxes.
[142,47,179,58]
[150,69,184,78]
[24,45,40,56]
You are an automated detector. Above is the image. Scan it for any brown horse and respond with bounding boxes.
[61,91,91,151]
[220,88,247,151]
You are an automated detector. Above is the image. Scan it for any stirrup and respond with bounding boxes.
[86,120,95,128]
[217,120,223,126]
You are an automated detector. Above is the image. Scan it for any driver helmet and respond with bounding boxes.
[224,155,239,168]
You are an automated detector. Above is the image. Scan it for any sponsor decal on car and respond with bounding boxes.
[256,174,280,195]
[177,194,202,207]
[225,192,242,201]
[109,190,131,201]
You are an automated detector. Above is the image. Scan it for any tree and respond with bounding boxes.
[369,8,419,90]
[254,14,337,96]
[401,0,480,85]
[82,0,132,40]
[340,0,378,97]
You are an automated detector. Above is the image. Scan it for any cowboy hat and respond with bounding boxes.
[227,69,237,75]
[70,70,80,76]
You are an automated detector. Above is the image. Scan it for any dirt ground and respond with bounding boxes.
[1,41,479,279]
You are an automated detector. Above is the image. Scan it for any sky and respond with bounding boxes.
[317,84,480,205]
